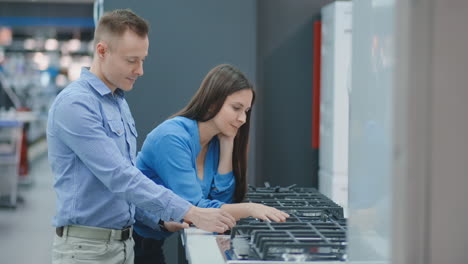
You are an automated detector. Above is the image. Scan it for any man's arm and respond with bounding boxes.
[50,94,235,232]
[49,94,189,222]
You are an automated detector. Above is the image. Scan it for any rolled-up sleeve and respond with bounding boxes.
[134,207,161,230]
[50,94,191,222]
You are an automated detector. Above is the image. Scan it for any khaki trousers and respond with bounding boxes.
[52,226,135,264]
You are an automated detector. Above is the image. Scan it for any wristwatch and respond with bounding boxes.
[158,219,169,232]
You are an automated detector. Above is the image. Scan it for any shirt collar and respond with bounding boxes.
[192,118,202,156]
[81,67,125,98]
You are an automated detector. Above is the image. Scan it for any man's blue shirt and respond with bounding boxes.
[47,68,191,229]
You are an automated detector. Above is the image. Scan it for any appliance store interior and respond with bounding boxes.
[0,0,467,263]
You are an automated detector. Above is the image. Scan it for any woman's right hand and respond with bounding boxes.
[246,203,290,222]
[217,133,235,147]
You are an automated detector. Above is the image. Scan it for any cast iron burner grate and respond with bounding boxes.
[227,217,347,262]
[220,183,347,262]
[245,184,344,219]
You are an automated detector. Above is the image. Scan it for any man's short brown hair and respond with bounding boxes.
[94,9,149,47]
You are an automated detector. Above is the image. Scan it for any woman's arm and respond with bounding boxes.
[221,203,289,222]
[209,134,236,202]
[216,135,289,222]
[217,134,234,174]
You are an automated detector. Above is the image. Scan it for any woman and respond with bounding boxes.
[133,64,289,264]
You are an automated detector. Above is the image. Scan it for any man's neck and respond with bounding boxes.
[90,61,117,94]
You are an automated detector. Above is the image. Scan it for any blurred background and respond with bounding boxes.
[1,0,467,264]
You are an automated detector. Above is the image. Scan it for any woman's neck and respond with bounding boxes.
[197,120,218,147]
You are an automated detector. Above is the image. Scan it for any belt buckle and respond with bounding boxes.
[121,227,131,241]
[56,227,64,237]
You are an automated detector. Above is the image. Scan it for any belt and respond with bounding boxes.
[56,225,132,241]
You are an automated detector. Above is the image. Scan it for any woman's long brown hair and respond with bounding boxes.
[172,64,255,202]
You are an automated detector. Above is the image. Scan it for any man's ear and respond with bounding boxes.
[96,42,107,58]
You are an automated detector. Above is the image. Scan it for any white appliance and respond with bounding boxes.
[318,1,352,216]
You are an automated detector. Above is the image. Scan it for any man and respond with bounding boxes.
[47,9,235,264]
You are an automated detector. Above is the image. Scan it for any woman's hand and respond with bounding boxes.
[246,203,290,222]
[217,133,235,146]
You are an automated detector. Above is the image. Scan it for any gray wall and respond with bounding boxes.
[104,0,257,147]
[255,0,333,187]
[105,0,333,190]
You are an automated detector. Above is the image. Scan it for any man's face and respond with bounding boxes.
[100,30,149,92]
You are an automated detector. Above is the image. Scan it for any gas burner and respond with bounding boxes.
[248,183,298,193]
[244,184,344,219]
[206,184,349,263]
[227,219,347,262]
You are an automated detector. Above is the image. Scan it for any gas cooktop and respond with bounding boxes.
[245,184,344,219]
[218,184,348,263]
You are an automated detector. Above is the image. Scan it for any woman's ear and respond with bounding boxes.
[207,104,216,116]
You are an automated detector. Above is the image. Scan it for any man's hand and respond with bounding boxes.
[184,206,236,233]
[164,221,190,232]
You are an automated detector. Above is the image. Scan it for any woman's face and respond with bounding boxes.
[212,89,253,137]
